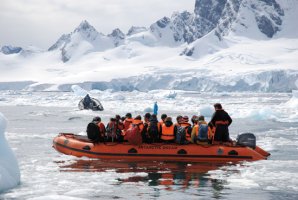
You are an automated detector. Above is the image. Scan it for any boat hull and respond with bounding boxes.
[53,133,270,163]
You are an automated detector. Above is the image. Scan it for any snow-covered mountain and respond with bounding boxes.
[48,20,124,62]
[0,0,297,92]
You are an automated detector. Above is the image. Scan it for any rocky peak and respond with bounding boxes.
[127,26,147,36]
[251,0,284,38]
[156,17,171,28]
[108,28,125,47]
[108,28,125,39]
[48,34,70,51]
[1,45,22,54]
[74,20,97,33]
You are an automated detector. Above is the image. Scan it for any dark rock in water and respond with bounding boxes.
[68,117,81,121]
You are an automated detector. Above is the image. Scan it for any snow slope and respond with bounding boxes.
[0,0,297,92]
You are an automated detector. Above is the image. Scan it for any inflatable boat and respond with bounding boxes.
[78,97,104,111]
[53,133,270,163]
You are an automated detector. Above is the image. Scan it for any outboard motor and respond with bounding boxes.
[236,133,256,149]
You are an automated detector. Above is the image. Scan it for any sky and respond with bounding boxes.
[0,0,195,49]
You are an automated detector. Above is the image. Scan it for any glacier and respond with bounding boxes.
[0,0,297,92]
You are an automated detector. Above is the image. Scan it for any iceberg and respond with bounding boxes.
[0,112,20,193]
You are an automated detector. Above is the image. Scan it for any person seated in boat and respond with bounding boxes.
[161,117,177,143]
[191,115,198,127]
[106,116,124,142]
[86,116,105,142]
[124,115,144,145]
[174,115,182,126]
[158,114,167,135]
[147,114,160,143]
[115,114,124,142]
[191,115,209,145]
[106,118,116,142]
[179,116,192,143]
[131,115,144,132]
[209,103,232,143]
[142,113,151,143]
[123,113,133,131]
[121,113,134,141]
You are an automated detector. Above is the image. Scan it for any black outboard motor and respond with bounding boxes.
[236,133,256,149]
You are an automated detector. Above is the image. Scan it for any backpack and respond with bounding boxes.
[198,124,208,141]
[125,124,142,145]
[86,122,100,142]
[148,121,159,140]
[176,126,186,144]
[106,122,116,141]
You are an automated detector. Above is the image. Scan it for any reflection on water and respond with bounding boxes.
[58,159,233,197]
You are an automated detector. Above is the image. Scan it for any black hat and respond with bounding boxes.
[161,114,167,120]
[134,115,142,120]
[214,103,222,109]
[144,113,151,119]
[125,113,132,118]
[93,116,101,122]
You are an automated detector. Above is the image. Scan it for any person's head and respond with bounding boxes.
[198,115,205,122]
[115,115,121,121]
[110,117,116,122]
[144,113,151,120]
[125,113,132,118]
[214,103,222,110]
[183,116,189,122]
[165,117,172,122]
[121,116,126,122]
[134,115,142,120]
[92,116,101,122]
[191,115,198,124]
[176,115,183,123]
[161,114,167,121]
[150,114,157,120]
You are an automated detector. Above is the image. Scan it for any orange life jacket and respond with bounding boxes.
[123,118,133,131]
[158,120,165,133]
[161,124,175,141]
[131,119,144,133]
[97,122,105,137]
[194,124,199,137]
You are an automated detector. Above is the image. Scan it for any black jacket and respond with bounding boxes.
[210,109,232,142]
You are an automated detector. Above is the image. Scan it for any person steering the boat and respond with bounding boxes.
[209,103,232,143]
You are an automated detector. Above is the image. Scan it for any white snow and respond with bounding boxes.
[0,112,20,193]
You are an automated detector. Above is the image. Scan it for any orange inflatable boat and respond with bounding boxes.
[53,133,270,163]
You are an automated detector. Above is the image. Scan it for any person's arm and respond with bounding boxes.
[226,111,232,126]
[174,125,177,139]
[191,127,196,143]
[210,112,217,127]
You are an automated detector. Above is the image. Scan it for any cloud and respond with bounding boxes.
[0,0,194,49]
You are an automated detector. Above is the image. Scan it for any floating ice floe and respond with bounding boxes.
[284,90,298,108]
[71,85,88,97]
[198,105,214,117]
[242,107,278,120]
[0,112,20,193]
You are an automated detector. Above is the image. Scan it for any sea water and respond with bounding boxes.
[0,91,298,199]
